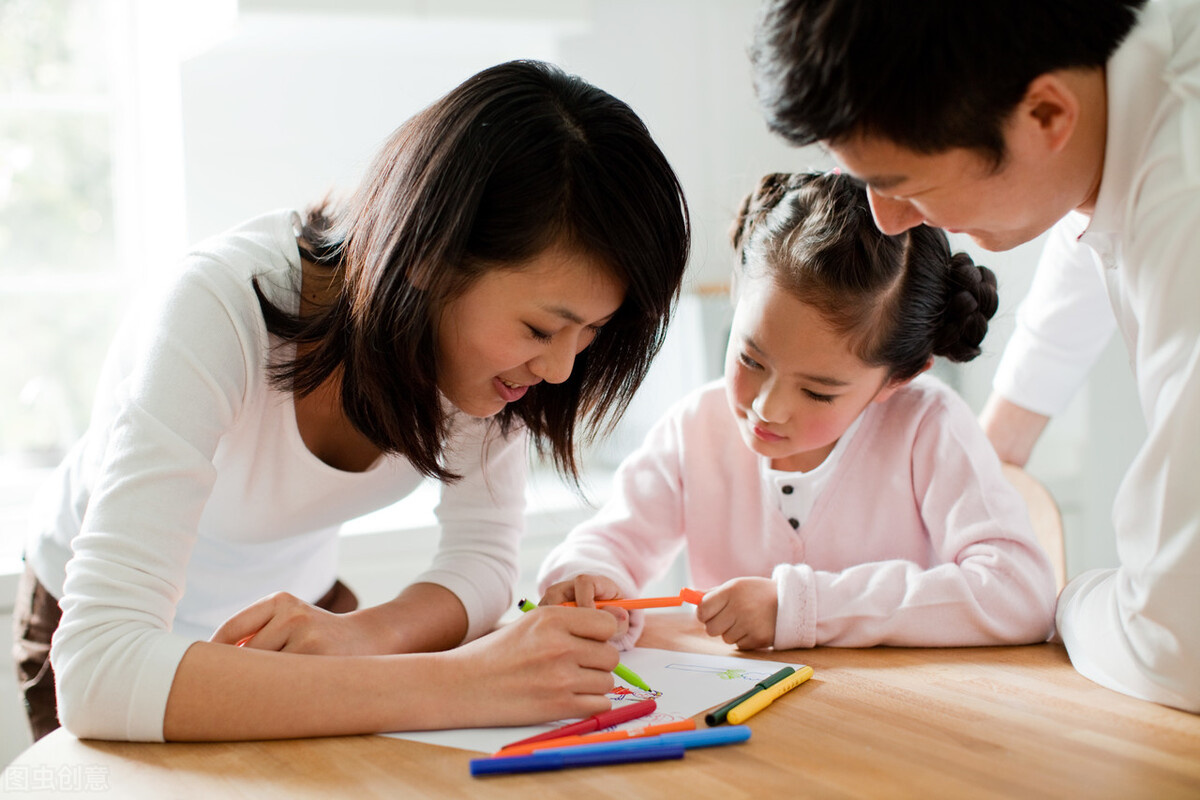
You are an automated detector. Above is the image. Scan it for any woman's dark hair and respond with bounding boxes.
[750,0,1145,166]
[255,60,690,482]
[730,172,996,381]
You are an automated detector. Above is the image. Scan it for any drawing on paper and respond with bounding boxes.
[663,664,775,682]
[608,685,663,703]
[383,646,803,753]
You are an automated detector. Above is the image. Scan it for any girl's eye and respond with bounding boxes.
[738,352,763,370]
[527,325,552,343]
[805,389,836,404]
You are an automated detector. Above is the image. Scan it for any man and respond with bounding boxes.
[750,0,1199,712]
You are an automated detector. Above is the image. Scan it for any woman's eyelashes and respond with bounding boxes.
[738,352,763,370]
[804,389,836,404]
[526,323,606,345]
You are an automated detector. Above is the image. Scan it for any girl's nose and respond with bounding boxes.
[867,188,924,235]
[751,381,788,424]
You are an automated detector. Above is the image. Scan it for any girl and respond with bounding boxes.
[14,60,690,741]
[538,171,1056,651]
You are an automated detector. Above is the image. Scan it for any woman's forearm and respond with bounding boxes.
[163,641,451,740]
[363,581,471,653]
[164,605,620,741]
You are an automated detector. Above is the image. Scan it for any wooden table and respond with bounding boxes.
[5,613,1199,798]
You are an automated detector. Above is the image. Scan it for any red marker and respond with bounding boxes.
[495,720,695,757]
[499,698,658,750]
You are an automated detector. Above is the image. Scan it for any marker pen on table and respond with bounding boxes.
[471,743,685,776]
[500,698,658,750]
[495,720,695,757]
[726,665,814,725]
[704,666,796,726]
[473,726,751,777]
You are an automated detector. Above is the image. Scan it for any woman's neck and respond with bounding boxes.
[293,253,382,472]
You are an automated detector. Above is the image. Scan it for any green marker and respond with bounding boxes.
[613,662,651,691]
[516,599,652,692]
[704,666,796,726]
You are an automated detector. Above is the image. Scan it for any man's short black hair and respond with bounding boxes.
[751,0,1145,164]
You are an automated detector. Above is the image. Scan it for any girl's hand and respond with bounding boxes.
[210,592,387,656]
[539,575,630,640]
[696,577,778,650]
[445,605,620,726]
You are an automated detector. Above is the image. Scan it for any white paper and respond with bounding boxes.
[381,647,806,753]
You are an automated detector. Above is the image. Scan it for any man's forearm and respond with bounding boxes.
[980,393,1051,466]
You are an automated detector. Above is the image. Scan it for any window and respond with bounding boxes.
[0,0,137,571]
[1,0,127,468]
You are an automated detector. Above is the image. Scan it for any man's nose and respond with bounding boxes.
[867,188,924,235]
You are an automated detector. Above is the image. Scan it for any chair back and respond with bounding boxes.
[1002,463,1067,592]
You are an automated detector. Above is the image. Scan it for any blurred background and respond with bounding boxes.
[0,0,1142,763]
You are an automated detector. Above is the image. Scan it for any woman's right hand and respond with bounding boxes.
[443,605,620,726]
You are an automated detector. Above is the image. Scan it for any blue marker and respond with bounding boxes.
[539,725,750,757]
[642,726,751,750]
[470,743,685,776]
[470,726,752,776]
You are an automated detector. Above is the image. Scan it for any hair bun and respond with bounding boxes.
[934,255,998,362]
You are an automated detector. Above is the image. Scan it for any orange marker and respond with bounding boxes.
[495,719,696,757]
[561,587,705,610]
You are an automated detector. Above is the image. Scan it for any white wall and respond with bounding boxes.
[179,1,818,284]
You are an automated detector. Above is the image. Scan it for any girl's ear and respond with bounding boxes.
[872,358,933,405]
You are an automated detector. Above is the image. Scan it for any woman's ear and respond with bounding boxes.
[872,358,933,405]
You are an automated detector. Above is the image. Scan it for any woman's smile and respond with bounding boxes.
[494,377,532,402]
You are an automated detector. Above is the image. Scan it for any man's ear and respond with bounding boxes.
[872,358,933,405]
[1016,71,1081,155]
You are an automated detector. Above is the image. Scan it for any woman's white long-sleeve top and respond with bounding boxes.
[27,210,527,740]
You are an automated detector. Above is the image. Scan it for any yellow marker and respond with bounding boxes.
[726,665,814,724]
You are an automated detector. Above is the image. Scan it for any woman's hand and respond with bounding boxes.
[696,577,778,650]
[212,583,470,656]
[444,605,620,726]
[539,574,630,640]
[210,592,387,655]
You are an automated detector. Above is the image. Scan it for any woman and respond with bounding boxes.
[15,59,690,742]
